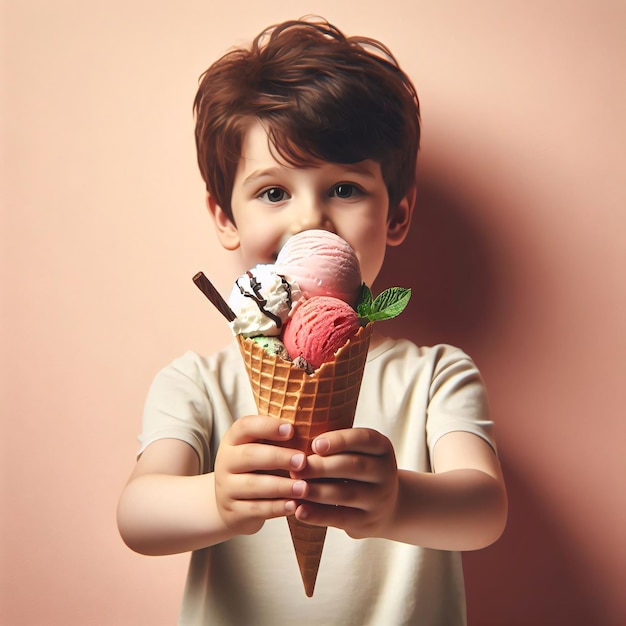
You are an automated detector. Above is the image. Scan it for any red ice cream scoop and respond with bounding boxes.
[282,296,361,370]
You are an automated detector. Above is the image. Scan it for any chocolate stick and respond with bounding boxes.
[193,271,237,322]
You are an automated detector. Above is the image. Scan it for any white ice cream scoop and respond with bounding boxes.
[228,264,302,337]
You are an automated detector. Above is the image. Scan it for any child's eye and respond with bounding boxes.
[331,184,361,199]
[260,187,289,203]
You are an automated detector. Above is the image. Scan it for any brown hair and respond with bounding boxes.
[193,17,421,222]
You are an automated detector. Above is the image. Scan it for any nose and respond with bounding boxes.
[276,199,337,255]
[290,197,335,237]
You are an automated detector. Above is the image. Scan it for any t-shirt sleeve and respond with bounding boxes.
[426,346,496,455]
[138,352,213,470]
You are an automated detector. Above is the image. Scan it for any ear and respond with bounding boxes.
[386,185,416,246]
[206,193,240,250]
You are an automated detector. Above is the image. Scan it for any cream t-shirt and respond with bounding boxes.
[140,337,495,626]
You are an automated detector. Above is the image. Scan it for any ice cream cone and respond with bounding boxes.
[237,323,373,596]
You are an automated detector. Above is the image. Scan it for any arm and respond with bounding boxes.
[292,429,507,551]
[392,431,507,550]
[117,416,309,556]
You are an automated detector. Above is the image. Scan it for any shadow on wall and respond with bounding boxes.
[376,170,611,625]
[374,171,504,353]
[464,457,611,626]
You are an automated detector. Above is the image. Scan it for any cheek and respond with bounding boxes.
[239,223,285,265]
[360,249,386,287]
[353,233,387,286]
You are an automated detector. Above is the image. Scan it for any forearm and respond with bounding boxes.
[117,472,233,556]
[383,468,508,551]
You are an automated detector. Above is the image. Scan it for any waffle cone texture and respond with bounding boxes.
[237,323,373,596]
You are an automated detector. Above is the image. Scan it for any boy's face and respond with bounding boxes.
[209,121,412,286]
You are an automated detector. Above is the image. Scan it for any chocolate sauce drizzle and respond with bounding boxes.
[279,275,294,307]
[235,270,292,328]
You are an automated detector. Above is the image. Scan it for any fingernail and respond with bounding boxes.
[313,438,330,454]
[290,453,305,469]
[278,423,292,437]
[285,500,296,513]
[292,480,307,497]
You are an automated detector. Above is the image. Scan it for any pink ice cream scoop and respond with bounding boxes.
[275,230,362,306]
[282,296,361,370]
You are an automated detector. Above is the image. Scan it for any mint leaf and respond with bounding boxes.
[359,287,411,322]
[356,283,373,316]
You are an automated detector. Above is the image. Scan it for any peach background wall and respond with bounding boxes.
[2,1,624,624]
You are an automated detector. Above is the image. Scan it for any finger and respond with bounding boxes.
[225,415,294,446]
[312,428,391,457]
[225,498,301,532]
[293,452,390,483]
[295,502,367,534]
[226,443,307,474]
[226,473,309,501]
[303,478,368,507]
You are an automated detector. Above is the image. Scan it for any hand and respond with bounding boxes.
[214,415,309,535]
[291,428,399,539]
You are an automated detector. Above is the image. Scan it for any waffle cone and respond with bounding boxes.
[237,323,372,596]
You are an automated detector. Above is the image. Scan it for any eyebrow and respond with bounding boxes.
[242,167,285,187]
[338,163,378,179]
[242,162,378,187]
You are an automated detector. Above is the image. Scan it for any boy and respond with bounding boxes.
[117,18,507,625]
